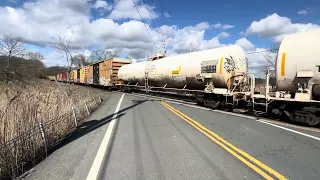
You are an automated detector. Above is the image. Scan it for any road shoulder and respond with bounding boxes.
[22,92,123,180]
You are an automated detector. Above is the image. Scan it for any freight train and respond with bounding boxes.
[50,29,320,126]
[50,57,132,86]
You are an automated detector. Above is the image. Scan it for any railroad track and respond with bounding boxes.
[114,89,320,131]
[62,82,320,130]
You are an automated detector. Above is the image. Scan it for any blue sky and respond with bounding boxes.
[0,0,319,73]
[162,0,319,46]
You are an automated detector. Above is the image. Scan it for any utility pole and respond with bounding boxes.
[189,42,192,53]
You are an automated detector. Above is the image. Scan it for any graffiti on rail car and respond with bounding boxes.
[224,56,239,73]
[278,77,292,85]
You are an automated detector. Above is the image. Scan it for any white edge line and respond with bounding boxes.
[86,93,125,180]
[213,110,257,120]
[131,93,196,104]
[129,93,320,141]
[257,119,320,141]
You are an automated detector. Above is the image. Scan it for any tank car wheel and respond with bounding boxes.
[211,101,220,110]
[226,104,234,112]
[203,100,212,108]
[196,98,204,106]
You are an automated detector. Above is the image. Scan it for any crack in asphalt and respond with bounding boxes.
[310,168,320,176]
[254,144,295,158]
[288,134,320,150]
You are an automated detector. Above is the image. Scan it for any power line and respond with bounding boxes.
[154,0,169,54]
[157,0,167,28]
[141,0,159,33]
[131,0,158,50]
[149,0,160,23]
[157,0,168,38]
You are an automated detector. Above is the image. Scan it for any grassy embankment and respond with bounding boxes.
[0,80,104,179]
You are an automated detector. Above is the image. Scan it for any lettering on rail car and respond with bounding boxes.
[201,59,218,73]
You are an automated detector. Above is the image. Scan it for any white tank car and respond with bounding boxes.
[276,29,320,100]
[118,45,247,90]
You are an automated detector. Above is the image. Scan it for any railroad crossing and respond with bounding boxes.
[23,92,320,180]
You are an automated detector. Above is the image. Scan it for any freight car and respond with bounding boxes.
[118,45,250,110]
[253,29,320,125]
[87,57,132,87]
[52,57,131,87]
[117,30,320,125]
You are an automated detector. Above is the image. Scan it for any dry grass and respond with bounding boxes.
[0,80,104,179]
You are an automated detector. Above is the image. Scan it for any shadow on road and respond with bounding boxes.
[49,99,149,154]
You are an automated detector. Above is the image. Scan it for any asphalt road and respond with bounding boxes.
[23,92,320,180]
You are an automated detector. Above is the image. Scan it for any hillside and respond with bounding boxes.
[0,56,68,82]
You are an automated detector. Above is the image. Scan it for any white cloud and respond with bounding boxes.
[108,0,158,20]
[43,48,92,66]
[273,34,288,43]
[222,24,234,29]
[0,0,232,65]
[235,38,255,51]
[167,22,227,54]
[131,59,138,63]
[213,23,222,28]
[216,31,229,38]
[297,9,308,15]
[164,12,171,18]
[94,0,111,11]
[42,50,68,67]
[195,22,210,31]
[0,0,161,60]
[213,23,234,29]
[245,13,320,42]
[246,48,271,76]
[2,0,297,75]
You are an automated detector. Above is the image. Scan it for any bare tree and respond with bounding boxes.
[264,43,280,69]
[89,49,118,63]
[25,51,44,61]
[263,43,280,89]
[51,36,73,68]
[72,54,90,68]
[50,36,75,96]
[0,34,25,83]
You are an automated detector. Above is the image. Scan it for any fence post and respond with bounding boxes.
[93,97,98,107]
[98,95,102,103]
[85,102,90,115]
[37,119,48,157]
[72,106,78,127]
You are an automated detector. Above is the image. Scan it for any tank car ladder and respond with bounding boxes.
[145,59,152,92]
[251,74,271,115]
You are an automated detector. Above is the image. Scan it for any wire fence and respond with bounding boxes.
[0,95,102,179]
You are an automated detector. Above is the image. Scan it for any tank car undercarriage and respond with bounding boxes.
[119,84,320,126]
[266,101,320,126]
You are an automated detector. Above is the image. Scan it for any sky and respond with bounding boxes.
[0,0,319,75]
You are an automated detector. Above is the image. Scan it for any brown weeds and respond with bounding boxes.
[0,80,103,179]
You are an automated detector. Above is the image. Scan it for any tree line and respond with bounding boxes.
[0,34,122,83]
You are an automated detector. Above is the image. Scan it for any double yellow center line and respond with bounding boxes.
[160,101,287,180]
